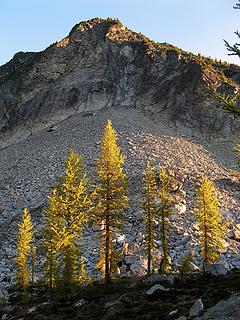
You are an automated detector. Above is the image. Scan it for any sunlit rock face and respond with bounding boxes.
[0,18,239,148]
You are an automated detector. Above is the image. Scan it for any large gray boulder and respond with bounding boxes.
[205,263,228,276]
[146,284,170,296]
[189,298,204,317]
[196,294,240,320]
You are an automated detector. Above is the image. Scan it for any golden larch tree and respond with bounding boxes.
[16,208,34,290]
[44,149,91,290]
[94,120,128,285]
[143,160,158,274]
[158,167,173,273]
[195,175,227,271]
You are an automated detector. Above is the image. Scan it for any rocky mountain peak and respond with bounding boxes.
[55,17,144,48]
[0,18,239,149]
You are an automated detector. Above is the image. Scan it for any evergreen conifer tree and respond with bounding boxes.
[195,175,227,271]
[143,160,158,274]
[16,208,34,290]
[94,120,128,285]
[158,167,173,273]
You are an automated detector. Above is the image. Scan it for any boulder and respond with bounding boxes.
[145,273,175,285]
[195,294,240,320]
[233,226,240,241]
[0,202,4,214]
[205,263,228,276]
[13,198,26,210]
[189,298,204,317]
[74,299,86,308]
[169,309,178,317]
[28,302,51,314]
[124,255,136,265]
[122,242,140,255]
[182,235,192,245]
[146,284,170,296]
[92,221,105,231]
[130,262,147,277]
[174,203,187,214]
[47,125,58,132]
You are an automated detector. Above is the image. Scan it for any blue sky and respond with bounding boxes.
[0,0,239,66]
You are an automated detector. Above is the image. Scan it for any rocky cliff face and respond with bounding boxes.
[0,18,239,148]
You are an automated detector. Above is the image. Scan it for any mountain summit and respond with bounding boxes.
[0,17,239,148]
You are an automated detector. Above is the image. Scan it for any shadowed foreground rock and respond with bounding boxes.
[1,271,240,320]
[196,294,240,320]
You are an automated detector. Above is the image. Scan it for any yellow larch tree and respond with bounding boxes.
[195,175,227,271]
[142,160,158,274]
[44,149,91,290]
[158,167,173,273]
[16,208,34,290]
[94,120,128,285]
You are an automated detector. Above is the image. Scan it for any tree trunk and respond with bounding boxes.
[202,192,208,272]
[105,213,110,285]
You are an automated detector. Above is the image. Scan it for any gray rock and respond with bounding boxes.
[205,263,228,276]
[0,285,9,303]
[28,306,38,314]
[74,299,86,308]
[0,202,4,214]
[146,273,175,285]
[122,243,140,256]
[124,255,136,265]
[174,204,187,214]
[195,294,240,320]
[169,309,178,317]
[189,262,201,272]
[189,299,204,317]
[13,198,26,210]
[182,235,192,245]
[146,284,170,296]
[130,262,147,277]
[92,221,105,232]
[28,302,51,314]
[233,226,240,241]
